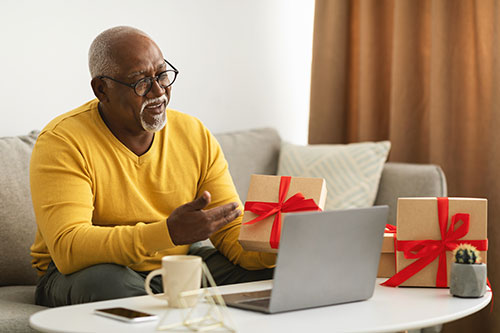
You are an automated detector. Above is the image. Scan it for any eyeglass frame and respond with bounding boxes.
[97,59,179,97]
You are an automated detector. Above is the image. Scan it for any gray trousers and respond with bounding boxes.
[35,246,274,307]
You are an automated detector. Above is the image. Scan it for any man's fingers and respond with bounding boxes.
[211,207,242,231]
[168,196,242,244]
[187,191,211,211]
[226,208,242,222]
[205,202,240,222]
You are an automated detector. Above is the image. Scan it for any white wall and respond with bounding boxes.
[0,0,315,144]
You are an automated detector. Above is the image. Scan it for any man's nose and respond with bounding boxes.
[147,79,166,97]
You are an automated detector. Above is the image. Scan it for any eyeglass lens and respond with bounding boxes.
[135,71,176,96]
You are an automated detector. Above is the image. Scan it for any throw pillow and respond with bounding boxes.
[277,141,391,211]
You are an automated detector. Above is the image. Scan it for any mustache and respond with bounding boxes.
[141,95,168,110]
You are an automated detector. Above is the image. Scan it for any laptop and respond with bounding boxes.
[223,205,389,313]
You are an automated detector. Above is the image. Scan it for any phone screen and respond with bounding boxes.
[95,307,157,322]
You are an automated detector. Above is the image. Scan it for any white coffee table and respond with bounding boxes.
[30,278,491,333]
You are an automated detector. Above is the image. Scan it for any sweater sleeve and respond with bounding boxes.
[199,130,277,270]
[30,131,175,274]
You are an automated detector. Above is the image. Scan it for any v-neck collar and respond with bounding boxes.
[92,100,159,165]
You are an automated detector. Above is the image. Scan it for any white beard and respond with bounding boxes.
[140,95,168,133]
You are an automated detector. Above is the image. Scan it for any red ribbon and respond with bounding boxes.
[385,224,396,233]
[244,176,322,249]
[382,197,488,287]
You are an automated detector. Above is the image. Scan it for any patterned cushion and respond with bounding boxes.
[277,141,391,210]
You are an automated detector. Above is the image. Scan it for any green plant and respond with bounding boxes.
[452,244,481,264]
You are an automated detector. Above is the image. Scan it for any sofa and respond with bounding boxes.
[0,127,447,332]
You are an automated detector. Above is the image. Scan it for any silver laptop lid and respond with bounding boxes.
[269,206,388,313]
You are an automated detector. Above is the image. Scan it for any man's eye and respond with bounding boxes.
[135,79,149,90]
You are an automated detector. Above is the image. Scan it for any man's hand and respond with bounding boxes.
[166,191,242,245]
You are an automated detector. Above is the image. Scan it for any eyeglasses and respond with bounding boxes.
[98,59,179,97]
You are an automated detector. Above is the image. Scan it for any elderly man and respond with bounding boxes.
[30,26,275,307]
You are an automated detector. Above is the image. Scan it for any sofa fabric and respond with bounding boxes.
[374,162,448,226]
[215,127,281,202]
[0,128,447,332]
[0,286,41,332]
[0,131,39,287]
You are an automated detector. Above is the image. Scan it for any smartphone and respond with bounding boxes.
[94,307,158,323]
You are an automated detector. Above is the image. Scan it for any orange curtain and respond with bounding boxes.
[309,0,500,331]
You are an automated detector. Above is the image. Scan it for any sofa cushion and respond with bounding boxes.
[215,128,281,202]
[0,286,44,331]
[0,132,39,286]
[277,141,391,211]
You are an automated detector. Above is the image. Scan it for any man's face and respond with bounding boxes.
[104,34,171,134]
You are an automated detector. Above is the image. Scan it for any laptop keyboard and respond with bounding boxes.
[222,289,272,309]
[238,297,271,308]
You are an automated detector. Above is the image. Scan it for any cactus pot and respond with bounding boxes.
[450,263,487,298]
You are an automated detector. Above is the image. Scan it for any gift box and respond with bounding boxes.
[377,232,396,278]
[238,174,327,253]
[383,197,488,288]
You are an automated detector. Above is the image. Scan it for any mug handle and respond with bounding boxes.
[144,269,167,300]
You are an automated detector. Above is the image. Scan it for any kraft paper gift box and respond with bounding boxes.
[383,197,488,288]
[238,174,327,253]
[377,232,396,278]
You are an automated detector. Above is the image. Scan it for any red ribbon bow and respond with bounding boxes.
[385,224,396,233]
[244,176,322,249]
[382,197,488,288]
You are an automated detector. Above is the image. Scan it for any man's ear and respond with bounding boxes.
[91,77,109,102]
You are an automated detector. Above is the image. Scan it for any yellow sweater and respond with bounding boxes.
[30,99,276,275]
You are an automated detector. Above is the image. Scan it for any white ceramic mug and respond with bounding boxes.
[144,255,202,308]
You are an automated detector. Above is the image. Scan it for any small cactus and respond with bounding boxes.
[453,244,481,264]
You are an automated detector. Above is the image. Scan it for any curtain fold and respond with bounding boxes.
[310,1,499,331]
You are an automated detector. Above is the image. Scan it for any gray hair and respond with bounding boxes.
[88,26,149,78]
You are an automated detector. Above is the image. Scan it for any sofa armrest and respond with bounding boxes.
[375,162,448,226]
